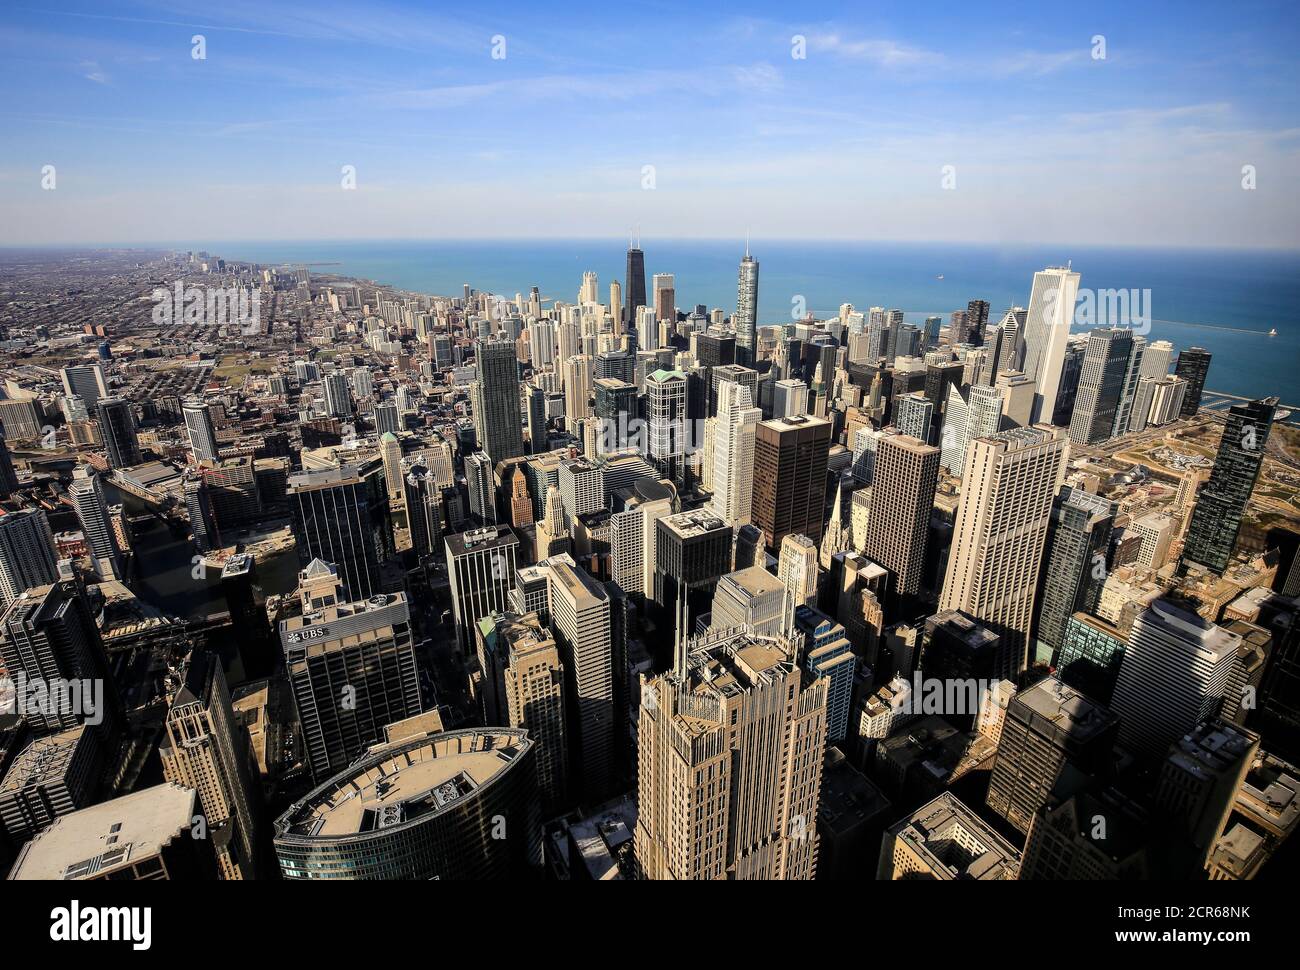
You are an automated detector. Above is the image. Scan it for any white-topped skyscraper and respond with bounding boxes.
[70,465,124,581]
[1109,598,1240,761]
[736,248,759,367]
[1019,266,1081,425]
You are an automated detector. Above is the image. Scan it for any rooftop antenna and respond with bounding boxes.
[745,230,750,259]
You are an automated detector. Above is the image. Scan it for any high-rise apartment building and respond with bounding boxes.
[69,466,124,581]
[0,508,58,610]
[96,397,141,469]
[1067,328,1133,445]
[735,251,760,366]
[182,398,220,463]
[1033,486,1114,664]
[1174,346,1212,416]
[709,381,761,528]
[446,525,520,655]
[1182,397,1278,573]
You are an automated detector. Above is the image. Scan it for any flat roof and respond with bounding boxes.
[9,783,196,880]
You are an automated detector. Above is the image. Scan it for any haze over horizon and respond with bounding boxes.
[2,1,1298,248]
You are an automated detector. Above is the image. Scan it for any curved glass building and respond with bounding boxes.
[273,728,541,880]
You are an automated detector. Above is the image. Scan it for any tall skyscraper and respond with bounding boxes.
[1174,346,1212,417]
[940,426,1067,679]
[1110,333,1146,437]
[1019,266,1081,425]
[654,510,732,637]
[636,626,828,880]
[493,612,569,813]
[70,465,124,581]
[1032,486,1114,664]
[96,396,141,469]
[182,398,219,463]
[625,242,646,329]
[751,414,832,552]
[862,432,940,600]
[474,337,525,463]
[547,557,615,801]
[1109,598,1240,761]
[778,533,820,618]
[0,508,58,609]
[287,459,393,602]
[735,250,760,367]
[280,581,422,781]
[160,650,262,880]
[1182,397,1278,573]
[446,525,520,655]
[709,381,761,528]
[1067,328,1133,445]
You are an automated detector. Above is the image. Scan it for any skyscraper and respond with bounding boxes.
[625,242,646,329]
[182,398,219,463]
[736,250,760,367]
[940,426,1067,679]
[280,582,423,781]
[862,432,940,600]
[287,459,393,602]
[635,626,828,880]
[474,337,525,463]
[646,369,688,484]
[322,372,353,418]
[494,612,569,813]
[1182,397,1278,573]
[1174,346,1212,417]
[985,676,1119,835]
[70,465,124,581]
[60,364,109,410]
[96,396,141,469]
[446,525,520,655]
[1019,266,1081,425]
[1032,486,1114,664]
[160,650,262,880]
[652,273,675,324]
[1109,598,1240,761]
[547,557,615,802]
[709,381,761,528]
[0,508,58,610]
[751,414,832,552]
[1067,328,1133,445]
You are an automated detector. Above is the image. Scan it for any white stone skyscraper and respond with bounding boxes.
[1020,266,1081,425]
[940,425,1067,679]
[709,382,761,528]
[182,398,219,464]
[0,508,59,609]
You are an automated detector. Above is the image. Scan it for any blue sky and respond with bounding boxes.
[1,0,1297,247]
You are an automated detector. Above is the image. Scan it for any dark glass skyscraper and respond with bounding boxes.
[624,244,646,329]
[96,396,142,469]
[287,458,393,601]
[1182,397,1278,573]
[473,337,524,464]
[1174,346,1212,417]
[1067,328,1133,445]
[1032,486,1115,664]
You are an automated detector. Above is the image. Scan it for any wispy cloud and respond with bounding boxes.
[79,60,109,84]
[804,32,942,68]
